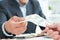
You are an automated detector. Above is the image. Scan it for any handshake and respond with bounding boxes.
[4,16,27,35]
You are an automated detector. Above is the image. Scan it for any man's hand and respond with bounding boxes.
[4,16,27,35]
[41,23,60,40]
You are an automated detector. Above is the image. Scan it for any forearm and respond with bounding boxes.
[0,25,13,38]
[2,22,14,37]
[0,13,14,38]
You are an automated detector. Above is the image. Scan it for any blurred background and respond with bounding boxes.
[38,0,60,23]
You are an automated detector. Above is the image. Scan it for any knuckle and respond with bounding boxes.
[13,16,17,18]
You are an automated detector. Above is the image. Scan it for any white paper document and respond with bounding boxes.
[25,14,47,27]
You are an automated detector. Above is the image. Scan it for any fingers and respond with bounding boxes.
[46,23,57,29]
[9,16,25,22]
[47,30,59,40]
[47,29,54,36]
[8,16,27,28]
[11,22,27,35]
[11,27,26,35]
[58,36,60,40]
[43,23,60,40]
[6,21,27,35]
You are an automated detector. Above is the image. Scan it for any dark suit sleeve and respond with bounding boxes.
[0,2,14,38]
[24,21,36,33]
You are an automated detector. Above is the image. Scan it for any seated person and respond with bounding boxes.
[0,0,46,38]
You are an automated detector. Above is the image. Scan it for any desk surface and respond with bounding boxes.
[14,37,53,40]
[24,37,53,40]
[1,37,53,40]
[14,33,53,40]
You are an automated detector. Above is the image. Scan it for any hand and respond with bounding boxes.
[4,16,27,35]
[41,23,60,40]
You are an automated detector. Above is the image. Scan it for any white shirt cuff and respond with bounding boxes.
[2,22,13,36]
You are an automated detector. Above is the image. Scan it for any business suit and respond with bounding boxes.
[0,0,46,38]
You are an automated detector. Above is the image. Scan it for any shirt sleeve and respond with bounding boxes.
[2,22,13,36]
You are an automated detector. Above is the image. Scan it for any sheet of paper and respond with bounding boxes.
[15,33,37,37]
[25,14,48,27]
